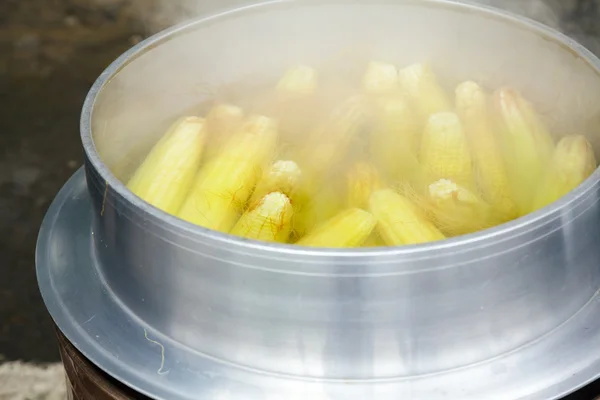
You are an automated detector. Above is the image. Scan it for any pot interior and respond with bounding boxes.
[88,0,600,187]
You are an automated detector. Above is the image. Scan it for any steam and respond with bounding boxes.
[130,0,599,55]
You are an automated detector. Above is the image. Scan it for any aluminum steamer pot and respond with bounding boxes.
[36,1,600,399]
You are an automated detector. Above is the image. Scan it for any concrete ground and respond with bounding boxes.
[1,0,600,398]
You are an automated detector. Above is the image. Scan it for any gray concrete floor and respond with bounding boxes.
[0,0,142,363]
[1,0,600,398]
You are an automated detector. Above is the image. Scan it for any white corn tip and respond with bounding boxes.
[363,62,399,95]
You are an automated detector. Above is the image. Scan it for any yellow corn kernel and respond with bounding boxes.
[493,87,555,215]
[398,62,451,121]
[297,208,377,248]
[204,103,245,160]
[369,188,445,245]
[250,160,302,205]
[276,65,318,97]
[370,94,423,182]
[455,81,517,221]
[230,192,293,243]
[363,61,399,95]
[532,135,597,211]
[127,116,207,215]
[427,179,497,236]
[347,162,383,209]
[178,115,278,231]
[420,112,474,187]
[299,96,369,185]
[292,185,343,238]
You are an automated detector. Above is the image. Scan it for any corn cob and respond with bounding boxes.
[178,115,278,231]
[493,88,555,215]
[455,81,517,221]
[292,184,343,239]
[363,61,399,96]
[271,65,320,149]
[532,134,597,211]
[299,96,369,185]
[370,94,424,184]
[347,162,384,209]
[250,160,302,205]
[291,97,368,236]
[297,208,377,248]
[127,116,208,215]
[230,192,293,243]
[361,232,386,247]
[276,65,318,97]
[369,188,445,245]
[398,62,451,122]
[204,103,245,160]
[427,179,498,236]
[420,112,474,187]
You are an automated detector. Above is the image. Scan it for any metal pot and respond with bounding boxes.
[37,1,600,399]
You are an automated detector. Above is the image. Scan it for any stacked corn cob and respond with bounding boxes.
[124,62,597,248]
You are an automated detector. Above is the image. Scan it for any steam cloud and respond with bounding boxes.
[130,0,598,55]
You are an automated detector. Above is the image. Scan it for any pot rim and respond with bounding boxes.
[80,0,600,259]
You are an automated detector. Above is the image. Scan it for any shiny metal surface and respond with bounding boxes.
[37,169,600,400]
[37,0,600,399]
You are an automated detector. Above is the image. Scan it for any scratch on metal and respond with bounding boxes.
[144,329,169,375]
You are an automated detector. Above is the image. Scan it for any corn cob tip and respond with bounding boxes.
[555,134,597,176]
[427,178,497,236]
[276,65,318,96]
[426,111,461,127]
[250,160,302,204]
[428,179,480,204]
[243,114,279,134]
[363,61,399,95]
[207,103,244,119]
[271,160,303,183]
[230,191,293,243]
[428,179,458,201]
[455,81,486,111]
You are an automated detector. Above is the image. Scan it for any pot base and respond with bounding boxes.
[57,327,144,399]
[36,168,600,400]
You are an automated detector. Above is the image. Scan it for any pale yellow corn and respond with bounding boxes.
[494,88,555,215]
[230,192,293,243]
[347,162,384,209]
[250,160,302,205]
[363,62,399,95]
[178,115,278,231]
[292,185,343,238]
[297,208,377,248]
[420,112,474,187]
[204,104,245,160]
[127,116,207,215]
[532,134,597,211]
[398,62,451,121]
[369,188,445,246]
[361,233,386,248]
[427,179,497,236]
[299,96,368,184]
[455,81,517,221]
[276,65,318,97]
[370,94,423,183]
